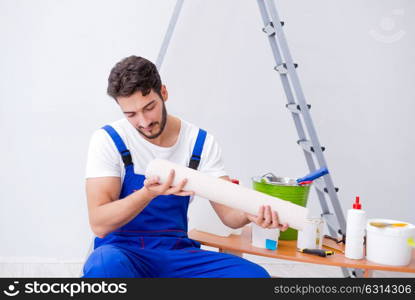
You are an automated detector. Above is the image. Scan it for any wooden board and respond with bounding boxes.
[189,226,415,274]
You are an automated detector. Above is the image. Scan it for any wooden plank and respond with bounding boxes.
[188,226,415,274]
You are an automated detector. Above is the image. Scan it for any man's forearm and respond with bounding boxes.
[211,176,251,229]
[221,207,251,229]
[91,188,153,238]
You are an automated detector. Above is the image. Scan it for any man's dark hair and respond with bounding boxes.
[107,56,162,100]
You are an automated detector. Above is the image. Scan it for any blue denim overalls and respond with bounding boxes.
[82,125,269,278]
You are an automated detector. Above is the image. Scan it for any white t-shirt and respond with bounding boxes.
[85,118,227,189]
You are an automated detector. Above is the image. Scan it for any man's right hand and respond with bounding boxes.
[142,169,194,199]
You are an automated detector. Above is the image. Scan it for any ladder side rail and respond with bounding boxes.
[264,0,347,233]
[257,0,337,227]
[156,0,185,70]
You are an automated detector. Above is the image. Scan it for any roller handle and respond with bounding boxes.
[296,167,329,184]
[300,248,334,257]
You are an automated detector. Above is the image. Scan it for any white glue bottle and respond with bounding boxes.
[345,196,366,259]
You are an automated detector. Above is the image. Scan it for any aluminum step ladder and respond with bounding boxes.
[156,0,361,277]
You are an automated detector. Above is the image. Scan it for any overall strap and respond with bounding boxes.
[188,129,207,170]
[101,125,133,167]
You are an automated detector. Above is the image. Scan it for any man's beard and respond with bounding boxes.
[136,102,167,139]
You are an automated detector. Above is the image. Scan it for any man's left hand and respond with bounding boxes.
[245,205,289,231]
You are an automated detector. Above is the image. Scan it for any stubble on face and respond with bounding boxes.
[136,100,167,139]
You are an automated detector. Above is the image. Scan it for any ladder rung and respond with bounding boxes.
[262,21,285,36]
[286,103,311,113]
[314,179,339,193]
[274,63,298,74]
[321,213,344,236]
[297,139,325,153]
[262,23,275,36]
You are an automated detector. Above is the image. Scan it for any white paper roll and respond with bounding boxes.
[145,159,309,230]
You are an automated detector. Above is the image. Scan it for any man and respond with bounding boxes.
[82,55,288,278]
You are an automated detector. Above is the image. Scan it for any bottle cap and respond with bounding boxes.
[352,196,361,209]
[231,179,240,184]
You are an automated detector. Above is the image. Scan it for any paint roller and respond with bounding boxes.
[145,159,309,231]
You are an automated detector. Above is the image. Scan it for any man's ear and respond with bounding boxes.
[161,85,168,102]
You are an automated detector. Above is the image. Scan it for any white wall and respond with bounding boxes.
[0,0,414,267]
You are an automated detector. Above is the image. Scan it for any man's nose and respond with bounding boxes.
[136,115,152,129]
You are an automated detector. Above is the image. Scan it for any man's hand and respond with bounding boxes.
[142,169,195,199]
[246,205,289,231]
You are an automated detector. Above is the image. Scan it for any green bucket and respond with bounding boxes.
[252,175,311,240]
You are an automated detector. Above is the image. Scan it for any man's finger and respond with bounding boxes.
[279,223,289,231]
[167,178,188,194]
[249,206,264,225]
[174,191,195,196]
[162,169,175,189]
[271,210,278,228]
[144,176,160,187]
[270,210,286,230]
[262,206,272,227]
[176,178,188,191]
[257,205,265,220]
[273,210,281,226]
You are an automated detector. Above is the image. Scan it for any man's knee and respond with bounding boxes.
[238,261,271,278]
[82,245,139,278]
[248,263,271,278]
